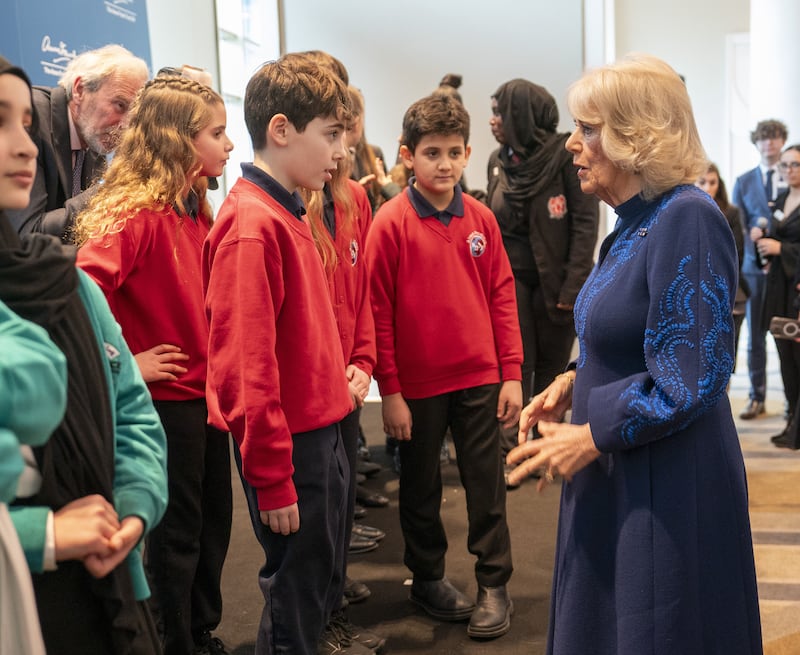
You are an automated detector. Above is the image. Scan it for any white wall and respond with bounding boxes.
[282,0,586,195]
[145,0,758,196]
[614,0,750,183]
[749,0,800,149]
[145,0,219,84]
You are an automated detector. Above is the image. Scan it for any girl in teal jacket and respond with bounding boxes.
[0,54,168,655]
[0,299,66,655]
[0,300,66,503]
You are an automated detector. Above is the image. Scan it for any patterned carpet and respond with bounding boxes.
[730,346,800,655]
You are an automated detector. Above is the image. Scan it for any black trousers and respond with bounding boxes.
[783,341,800,448]
[146,399,233,655]
[235,423,349,655]
[776,336,800,416]
[400,384,512,587]
[340,408,361,585]
[33,561,160,655]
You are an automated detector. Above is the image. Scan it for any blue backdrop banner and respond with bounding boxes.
[1,0,151,86]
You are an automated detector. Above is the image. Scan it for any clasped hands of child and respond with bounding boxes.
[54,495,144,578]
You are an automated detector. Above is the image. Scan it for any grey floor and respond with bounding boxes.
[215,400,560,654]
[214,344,800,654]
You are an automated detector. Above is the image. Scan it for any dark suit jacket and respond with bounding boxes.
[733,166,774,275]
[6,86,105,241]
[763,191,800,325]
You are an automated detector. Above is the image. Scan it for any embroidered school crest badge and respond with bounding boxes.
[547,194,567,219]
[467,231,487,257]
[349,239,359,266]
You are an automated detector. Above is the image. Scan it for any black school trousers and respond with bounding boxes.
[399,383,512,588]
[340,408,361,582]
[146,398,233,655]
[235,423,348,655]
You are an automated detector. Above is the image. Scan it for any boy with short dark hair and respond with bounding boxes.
[365,93,523,640]
[202,56,359,655]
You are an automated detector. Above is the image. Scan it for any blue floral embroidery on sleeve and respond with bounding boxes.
[699,251,735,398]
[618,253,733,445]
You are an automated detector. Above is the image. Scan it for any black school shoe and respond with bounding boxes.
[193,633,229,655]
[344,576,371,603]
[409,577,475,621]
[356,459,383,478]
[349,533,378,554]
[467,585,513,639]
[326,608,386,653]
[352,523,385,542]
[356,485,389,508]
[317,623,374,655]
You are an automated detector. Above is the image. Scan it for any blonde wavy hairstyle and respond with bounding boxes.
[567,54,707,200]
[72,75,223,244]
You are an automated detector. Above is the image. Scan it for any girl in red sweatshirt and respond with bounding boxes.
[73,75,234,655]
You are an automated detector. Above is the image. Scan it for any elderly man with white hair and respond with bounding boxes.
[7,44,148,240]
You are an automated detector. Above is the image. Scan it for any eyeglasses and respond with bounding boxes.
[778,161,800,171]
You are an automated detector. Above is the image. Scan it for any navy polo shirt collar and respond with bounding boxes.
[241,162,306,220]
[406,177,464,227]
[172,189,199,221]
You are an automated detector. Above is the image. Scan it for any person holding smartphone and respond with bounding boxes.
[760,144,800,446]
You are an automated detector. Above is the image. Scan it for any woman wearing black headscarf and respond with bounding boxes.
[0,55,168,655]
[486,79,599,472]
[0,56,67,655]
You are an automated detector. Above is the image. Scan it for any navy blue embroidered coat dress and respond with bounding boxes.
[548,185,762,655]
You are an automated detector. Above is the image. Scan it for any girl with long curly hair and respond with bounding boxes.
[74,75,235,655]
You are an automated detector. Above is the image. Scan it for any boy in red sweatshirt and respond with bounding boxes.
[365,93,523,640]
[202,56,358,655]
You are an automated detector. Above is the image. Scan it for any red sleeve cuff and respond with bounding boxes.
[255,479,298,511]
[500,363,522,382]
[377,376,402,397]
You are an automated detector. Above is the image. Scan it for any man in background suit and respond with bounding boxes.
[733,119,788,419]
[6,44,148,241]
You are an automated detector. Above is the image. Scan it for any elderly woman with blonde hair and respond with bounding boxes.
[507,55,762,655]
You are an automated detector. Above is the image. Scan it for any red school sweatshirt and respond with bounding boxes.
[366,190,523,399]
[77,206,210,401]
[203,176,352,511]
[325,179,375,376]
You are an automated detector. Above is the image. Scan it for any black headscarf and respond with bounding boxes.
[0,219,113,505]
[0,56,141,652]
[0,217,142,652]
[492,79,571,212]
